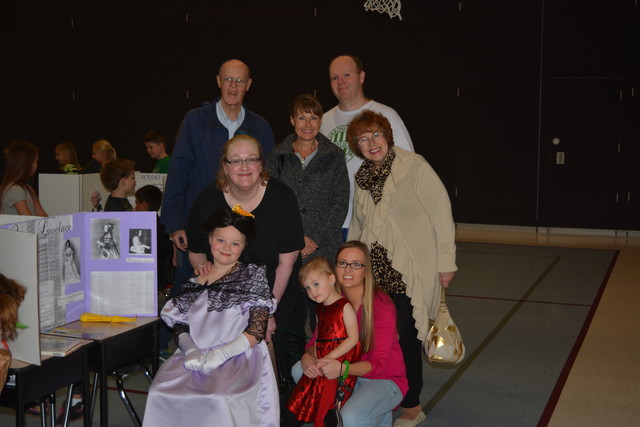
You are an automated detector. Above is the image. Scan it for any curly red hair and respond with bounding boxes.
[346,110,394,159]
[0,274,27,341]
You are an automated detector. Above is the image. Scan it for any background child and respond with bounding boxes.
[143,206,279,426]
[135,184,175,358]
[54,142,82,174]
[144,130,170,173]
[135,184,173,288]
[287,257,361,426]
[0,140,48,216]
[100,158,135,211]
[83,139,116,174]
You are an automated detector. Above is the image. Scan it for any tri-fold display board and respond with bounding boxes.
[0,211,158,364]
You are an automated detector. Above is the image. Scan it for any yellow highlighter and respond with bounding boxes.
[80,312,136,323]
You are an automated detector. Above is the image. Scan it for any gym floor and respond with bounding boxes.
[1,227,638,426]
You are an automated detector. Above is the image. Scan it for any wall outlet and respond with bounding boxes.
[556,152,565,165]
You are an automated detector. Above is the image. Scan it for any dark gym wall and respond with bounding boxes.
[538,0,639,230]
[2,0,638,230]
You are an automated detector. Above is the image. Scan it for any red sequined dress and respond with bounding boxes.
[287,297,361,425]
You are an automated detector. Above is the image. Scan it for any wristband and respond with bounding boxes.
[340,360,350,381]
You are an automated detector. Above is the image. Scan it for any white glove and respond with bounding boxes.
[178,333,203,371]
[184,348,204,371]
[201,334,250,374]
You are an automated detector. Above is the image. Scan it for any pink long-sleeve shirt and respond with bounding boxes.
[359,291,408,396]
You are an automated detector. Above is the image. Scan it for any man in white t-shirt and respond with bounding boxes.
[320,55,415,232]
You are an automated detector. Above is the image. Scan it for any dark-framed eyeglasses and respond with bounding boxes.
[336,260,365,270]
[224,158,261,166]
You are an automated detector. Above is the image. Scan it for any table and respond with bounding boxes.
[60,317,159,427]
[0,338,92,427]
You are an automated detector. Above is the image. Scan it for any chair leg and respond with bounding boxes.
[60,386,74,427]
[38,399,46,427]
[116,373,142,427]
[143,366,153,383]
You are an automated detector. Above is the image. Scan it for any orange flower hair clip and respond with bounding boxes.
[231,204,255,218]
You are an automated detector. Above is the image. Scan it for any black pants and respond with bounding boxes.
[273,282,308,391]
[389,292,423,408]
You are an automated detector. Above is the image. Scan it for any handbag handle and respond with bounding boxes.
[438,287,449,312]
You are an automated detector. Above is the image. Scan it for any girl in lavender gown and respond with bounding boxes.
[142,206,279,426]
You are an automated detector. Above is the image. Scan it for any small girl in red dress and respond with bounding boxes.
[287,257,361,426]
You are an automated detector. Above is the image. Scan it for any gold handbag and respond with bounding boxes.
[425,288,465,364]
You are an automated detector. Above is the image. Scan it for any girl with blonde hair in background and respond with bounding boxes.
[83,139,116,174]
[55,142,82,174]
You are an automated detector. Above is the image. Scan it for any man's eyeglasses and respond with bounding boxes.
[224,158,261,166]
[336,260,365,270]
[357,132,384,146]
[221,77,248,86]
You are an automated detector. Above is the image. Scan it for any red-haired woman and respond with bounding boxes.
[346,110,457,426]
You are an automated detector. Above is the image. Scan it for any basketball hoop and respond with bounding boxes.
[364,0,402,20]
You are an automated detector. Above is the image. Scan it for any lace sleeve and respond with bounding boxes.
[172,322,190,341]
[244,307,269,342]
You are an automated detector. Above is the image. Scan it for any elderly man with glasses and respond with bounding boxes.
[162,58,275,298]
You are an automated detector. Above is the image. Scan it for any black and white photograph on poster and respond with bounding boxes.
[90,190,103,212]
[62,238,81,284]
[129,229,152,255]
[91,218,121,260]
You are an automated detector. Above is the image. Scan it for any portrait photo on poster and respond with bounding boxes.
[90,190,103,212]
[61,237,82,284]
[91,218,121,260]
[129,228,152,255]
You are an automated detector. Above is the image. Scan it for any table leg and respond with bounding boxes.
[82,352,91,427]
[152,322,159,375]
[99,348,107,427]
